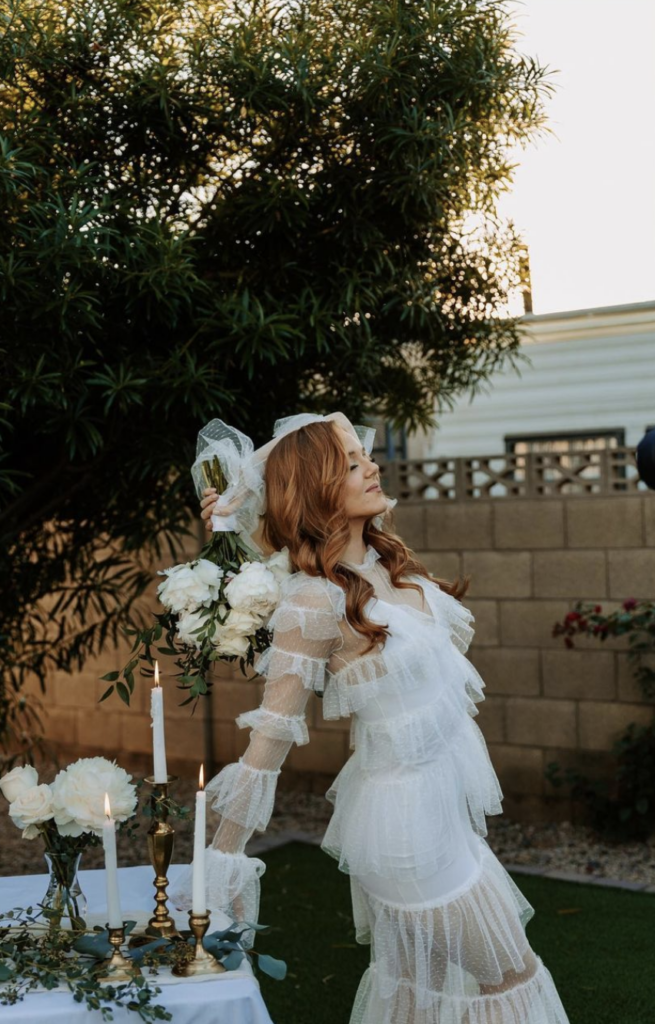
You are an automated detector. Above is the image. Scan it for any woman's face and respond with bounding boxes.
[335,427,388,520]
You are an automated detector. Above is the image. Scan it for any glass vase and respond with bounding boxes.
[42,851,87,931]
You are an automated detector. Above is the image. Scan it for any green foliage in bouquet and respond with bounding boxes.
[101,453,278,709]
[102,528,273,709]
[0,0,553,755]
[548,599,655,840]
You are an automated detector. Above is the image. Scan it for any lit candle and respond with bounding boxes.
[102,793,123,929]
[151,662,168,784]
[191,765,206,915]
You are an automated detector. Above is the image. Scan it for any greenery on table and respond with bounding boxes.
[0,907,286,1020]
[549,599,655,840]
[0,909,170,1021]
[0,0,553,756]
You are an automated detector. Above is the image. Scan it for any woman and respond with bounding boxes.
[178,413,570,1024]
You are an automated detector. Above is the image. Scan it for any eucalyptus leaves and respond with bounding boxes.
[0,908,169,1021]
[0,907,286,1021]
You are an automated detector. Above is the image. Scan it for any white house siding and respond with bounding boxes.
[409,300,655,459]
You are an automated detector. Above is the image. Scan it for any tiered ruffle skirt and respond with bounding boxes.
[319,641,570,1022]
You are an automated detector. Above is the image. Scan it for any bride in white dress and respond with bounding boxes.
[172,412,571,1024]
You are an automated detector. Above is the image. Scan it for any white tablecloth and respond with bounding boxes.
[0,864,274,1024]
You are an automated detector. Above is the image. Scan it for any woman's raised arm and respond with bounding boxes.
[170,575,344,944]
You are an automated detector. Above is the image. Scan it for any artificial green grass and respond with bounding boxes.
[253,841,655,1024]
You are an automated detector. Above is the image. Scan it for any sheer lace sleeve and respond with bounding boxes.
[170,573,345,943]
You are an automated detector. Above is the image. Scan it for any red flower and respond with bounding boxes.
[594,605,602,614]
[565,611,581,624]
[623,598,638,611]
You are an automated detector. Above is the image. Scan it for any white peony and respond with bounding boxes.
[51,757,137,838]
[213,608,263,657]
[0,764,39,803]
[264,547,292,583]
[8,784,54,832]
[224,561,280,617]
[176,608,208,649]
[157,558,224,614]
[214,631,250,658]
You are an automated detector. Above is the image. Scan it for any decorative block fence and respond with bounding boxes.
[31,448,655,823]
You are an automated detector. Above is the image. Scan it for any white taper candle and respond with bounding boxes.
[151,662,168,784]
[102,793,123,929]
[191,764,206,915]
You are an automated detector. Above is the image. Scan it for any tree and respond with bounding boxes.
[0,0,552,757]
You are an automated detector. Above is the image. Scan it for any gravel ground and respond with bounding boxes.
[3,774,655,889]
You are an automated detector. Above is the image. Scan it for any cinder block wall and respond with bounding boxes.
[31,492,655,823]
[394,493,655,822]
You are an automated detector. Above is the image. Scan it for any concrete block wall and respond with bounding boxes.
[33,492,655,823]
[394,492,655,821]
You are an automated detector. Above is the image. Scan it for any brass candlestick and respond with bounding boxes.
[172,911,226,977]
[98,923,142,983]
[144,774,181,938]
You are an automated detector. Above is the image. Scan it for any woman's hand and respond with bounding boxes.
[200,486,243,532]
[200,486,219,533]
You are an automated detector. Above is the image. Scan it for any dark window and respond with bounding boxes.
[505,429,625,455]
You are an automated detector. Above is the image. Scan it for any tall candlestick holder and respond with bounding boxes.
[98,923,142,983]
[143,774,181,938]
[172,911,226,976]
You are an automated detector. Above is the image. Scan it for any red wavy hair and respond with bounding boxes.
[262,421,469,653]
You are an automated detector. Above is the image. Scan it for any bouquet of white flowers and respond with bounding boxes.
[0,758,137,929]
[103,420,292,708]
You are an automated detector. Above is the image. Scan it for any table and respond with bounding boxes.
[0,864,275,1024]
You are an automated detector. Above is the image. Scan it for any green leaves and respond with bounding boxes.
[0,909,171,1020]
[1,0,551,754]
[88,365,149,416]
[72,928,113,959]
[252,951,287,980]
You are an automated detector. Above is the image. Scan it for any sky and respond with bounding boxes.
[498,0,655,315]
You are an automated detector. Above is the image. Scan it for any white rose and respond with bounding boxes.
[225,561,280,617]
[8,784,54,831]
[176,608,207,649]
[222,608,262,635]
[51,757,137,838]
[214,631,250,657]
[157,558,223,614]
[0,764,39,803]
[264,547,292,583]
[213,608,262,657]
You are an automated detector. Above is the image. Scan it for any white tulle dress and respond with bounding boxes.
[171,546,571,1024]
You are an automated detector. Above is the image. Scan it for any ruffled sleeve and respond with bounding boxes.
[170,573,344,944]
[420,578,475,654]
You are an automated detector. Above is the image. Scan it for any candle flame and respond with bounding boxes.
[199,764,204,791]
[105,792,111,818]
[154,661,160,687]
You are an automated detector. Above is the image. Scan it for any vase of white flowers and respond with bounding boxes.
[0,758,137,931]
[41,850,86,931]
